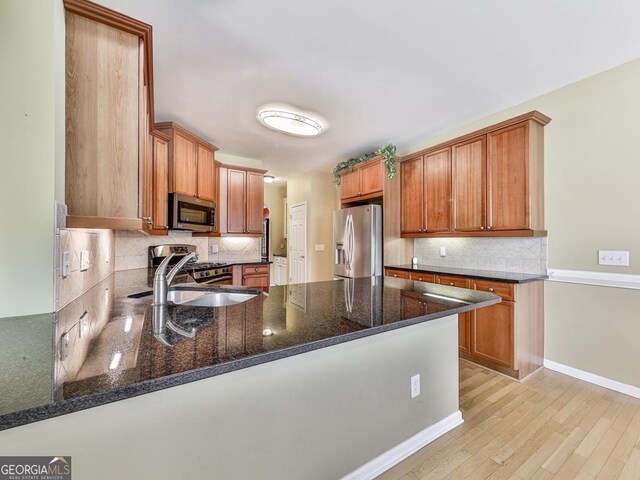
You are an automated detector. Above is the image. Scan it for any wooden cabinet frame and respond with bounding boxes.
[340,155,385,204]
[399,111,550,238]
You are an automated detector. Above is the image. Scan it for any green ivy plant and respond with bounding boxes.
[333,144,397,188]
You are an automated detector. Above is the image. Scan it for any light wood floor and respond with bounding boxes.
[378,360,640,480]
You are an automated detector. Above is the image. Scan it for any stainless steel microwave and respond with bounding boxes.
[169,193,216,232]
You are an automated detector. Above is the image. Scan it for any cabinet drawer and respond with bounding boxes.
[409,272,436,283]
[385,269,409,279]
[242,264,270,276]
[473,280,514,301]
[437,275,469,288]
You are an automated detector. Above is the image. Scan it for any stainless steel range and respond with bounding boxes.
[148,244,233,285]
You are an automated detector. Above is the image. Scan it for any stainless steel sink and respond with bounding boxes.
[167,290,258,307]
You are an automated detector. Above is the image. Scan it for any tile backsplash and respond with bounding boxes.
[114,231,209,271]
[115,231,262,271]
[56,228,115,311]
[208,237,261,263]
[413,237,547,274]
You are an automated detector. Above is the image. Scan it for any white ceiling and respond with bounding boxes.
[99,0,640,180]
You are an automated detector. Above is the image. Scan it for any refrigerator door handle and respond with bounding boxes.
[345,214,354,271]
[349,214,355,271]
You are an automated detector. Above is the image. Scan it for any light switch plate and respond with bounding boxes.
[59,333,69,361]
[80,250,90,271]
[598,250,629,267]
[210,244,219,254]
[439,246,446,257]
[315,244,325,251]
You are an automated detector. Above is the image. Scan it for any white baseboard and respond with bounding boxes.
[544,359,640,399]
[341,410,463,480]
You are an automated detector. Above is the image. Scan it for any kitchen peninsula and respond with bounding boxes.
[0,273,499,479]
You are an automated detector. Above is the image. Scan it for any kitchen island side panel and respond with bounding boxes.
[0,315,459,480]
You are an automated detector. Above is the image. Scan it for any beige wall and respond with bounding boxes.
[0,0,63,317]
[287,171,339,282]
[402,58,640,387]
[264,184,287,257]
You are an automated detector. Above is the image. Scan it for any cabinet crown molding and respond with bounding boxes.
[400,110,551,162]
[155,121,220,151]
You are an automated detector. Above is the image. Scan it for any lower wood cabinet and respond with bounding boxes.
[385,268,544,379]
[233,264,270,288]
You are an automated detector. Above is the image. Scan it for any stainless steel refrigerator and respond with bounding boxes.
[333,205,382,278]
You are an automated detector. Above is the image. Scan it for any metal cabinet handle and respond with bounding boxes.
[418,277,423,281]
[393,274,398,277]
[480,226,485,230]
[487,226,492,230]
[489,287,495,292]
[449,282,454,286]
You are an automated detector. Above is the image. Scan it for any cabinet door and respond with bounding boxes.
[458,313,471,354]
[152,135,169,230]
[452,136,486,232]
[487,122,529,231]
[227,169,246,234]
[196,143,216,202]
[213,162,220,233]
[340,169,361,200]
[471,301,515,368]
[424,148,452,233]
[243,274,269,287]
[173,132,198,197]
[246,172,264,234]
[360,159,384,196]
[400,156,424,234]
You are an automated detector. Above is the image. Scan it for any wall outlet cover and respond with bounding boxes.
[315,244,325,251]
[80,250,90,271]
[411,374,421,398]
[439,246,446,257]
[210,244,219,254]
[598,250,630,267]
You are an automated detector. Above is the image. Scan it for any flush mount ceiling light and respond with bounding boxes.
[264,175,275,184]
[257,103,328,137]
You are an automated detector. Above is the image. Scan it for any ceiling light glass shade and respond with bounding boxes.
[264,175,275,184]
[257,104,328,137]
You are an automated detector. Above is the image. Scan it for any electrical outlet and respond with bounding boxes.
[598,250,629,266]
[210,244,219,254]
[80,250,90,271]
[59,333,69,361]
[411,374,421,398]
[315,244,325,251]
[439,246,446,257]
[62,251,70,277]
[79,311,89,338]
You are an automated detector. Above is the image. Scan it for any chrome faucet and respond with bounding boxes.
[153,252,198,306]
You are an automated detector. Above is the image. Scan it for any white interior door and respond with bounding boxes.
[289,202,307,284]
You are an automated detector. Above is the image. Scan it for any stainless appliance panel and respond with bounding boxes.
[333,205,382,279]
[169,193,216,232]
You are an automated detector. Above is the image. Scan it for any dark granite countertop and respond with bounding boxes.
[0,270,499,431]
[385,264,547,284]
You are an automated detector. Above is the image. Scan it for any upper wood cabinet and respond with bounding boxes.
[155,122,219,202]
[339,155,385,203]
[401,148,452,234]
[64,0,162,231]
[151,132,170,231]
[219,166,266,236]
[400,111,550,238]
[452,136,486,232]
